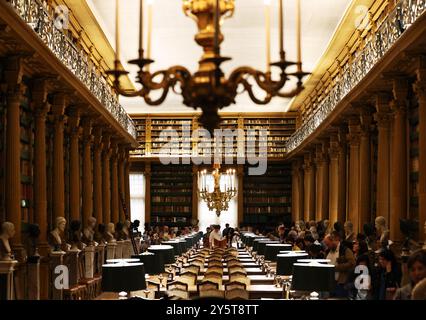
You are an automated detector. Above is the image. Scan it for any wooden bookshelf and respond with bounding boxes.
[0,69,5,222]
[150,164,193,227]
[242,164,292,228]
[130,113,297,159]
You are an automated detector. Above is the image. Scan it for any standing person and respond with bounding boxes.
[324,231,356,298]
[374,249,402,300]
[222,223,230,238]
[209,225,223,248]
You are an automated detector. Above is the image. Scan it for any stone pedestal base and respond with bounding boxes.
[95,244,106,274]
[84,246,95,279]
[115,241,124,259]
[27,256,41,300]
[49,251,66,300]
[106,242,117,261]
[0,260,18,300]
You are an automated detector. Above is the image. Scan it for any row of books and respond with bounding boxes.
[243,197,291,203]
[151,206,191,213]
[243,207,292,214]
[151,196,192,203]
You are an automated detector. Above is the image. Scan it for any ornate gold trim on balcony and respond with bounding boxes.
[286,0,426,153]
[6,0,137,139]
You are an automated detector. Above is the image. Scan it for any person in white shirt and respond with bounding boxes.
[209,225,223,248]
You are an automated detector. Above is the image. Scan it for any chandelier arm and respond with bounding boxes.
[240,78,273,105]
[229,66,287,94]
[142,86,171,106]
[277,85,305,98]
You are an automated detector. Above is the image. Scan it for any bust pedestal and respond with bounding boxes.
[66,249,81,286]
[123,240,132,258]
[115,241,124,259]
[49,251,66,300]
[83,246,95,279]
[106,242,117,261]
[95,244,106,275]
[0,260,18,300]
[27,255,41,300]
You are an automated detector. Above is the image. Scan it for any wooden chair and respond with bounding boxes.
[183,265,200,275]
[178,271,197,286]
[227,260,242,267]
[208,261,223,268]
[205,269,223,277]
[198,280,219,291]
[224,281,247,291]
[225,288,249,300]
[209,254,222,261]
[213,246,226,253]
[204,273,223,286]
[199,290,225,299]
[168,289,189,300]
[167,280,189,291]
[228,266,246,275]
[229,275,250,287]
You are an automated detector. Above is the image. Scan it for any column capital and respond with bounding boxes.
[81,116,93,143]
[391,77,410,113]
[4,56,24,89]
[347,116,361,146]
[414,79,426,102]
[52,93,68,116]
[360,105,374,136]
[33,80,51,119]
[93,126,103,149]
[67,106,81,136]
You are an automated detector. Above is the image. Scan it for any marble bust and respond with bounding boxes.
[83,217,97,245]
[375,216,390,247]
[0,222,15,261]
[105,223,116,243]
[344,221,355,242]
[49,217,69,252]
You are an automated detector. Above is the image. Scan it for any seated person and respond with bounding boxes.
[394,249,426,300]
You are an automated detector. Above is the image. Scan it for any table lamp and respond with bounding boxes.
[276,252,309,276]
[132,252,164,275]
[148,245,175,265]
[257,240,280,256]
[291,261,335,299]
[264,244,292,261]
[102,261,146,298]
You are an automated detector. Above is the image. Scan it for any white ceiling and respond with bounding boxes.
[87,0,352,114]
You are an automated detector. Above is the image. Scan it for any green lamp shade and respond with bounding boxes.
[264,244,293,261]
[291,262,335,292]
[148,245,175,264]
[102,262,146,292]
[276,252,309,275]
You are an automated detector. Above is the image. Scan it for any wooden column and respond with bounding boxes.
[192,165,199,224]
[414,64,426,242]
[145,162,151,224]
[359,107,373,230]
[124,150,131,218]
[337,126,348,223]
[118,146,126,222]
[5,58,24,259]
[390,79,409,241]
[347,116,361,233]
[102,134,112,224]
[328,134,340,225]
[303,152,315,222]
[93,127,103,224]
[68,107,81,222]
[297,160,304,221]
[52,94,67,219]
[292,161,300,222]
[315,141,329,221]
[82,117,93,228]
[374,93,392,225]
[110,142,119,223]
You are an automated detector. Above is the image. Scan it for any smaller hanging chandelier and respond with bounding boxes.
[198,164,237,217]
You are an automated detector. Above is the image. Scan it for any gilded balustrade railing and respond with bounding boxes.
[5,0,137,139]
[286,0,426,153]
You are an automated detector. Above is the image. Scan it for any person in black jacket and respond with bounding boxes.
[374,249,402,300]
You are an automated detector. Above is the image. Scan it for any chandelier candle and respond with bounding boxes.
[138,0,143,52]
[264,0,271,72]
[115,0,120,61]
[214,0,220,55]
[147,0,153,70]
[279,0,284,56]
[296,0,302,71]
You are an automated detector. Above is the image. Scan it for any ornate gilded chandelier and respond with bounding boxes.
[198,164,237,216]
[107,0,308,132]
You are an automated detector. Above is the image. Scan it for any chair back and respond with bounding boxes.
[229,275,250,287]
[208,261,223,268]
[228,266,246,275]
[183,265,200,275]
[168,289,189,300]
[179,271,197,285]
[197,280,219,291]
[199,289,225,299]
[227,260,242,267]
[167,280,189,291]
[224,281,247,291]
[225,288,249,300]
